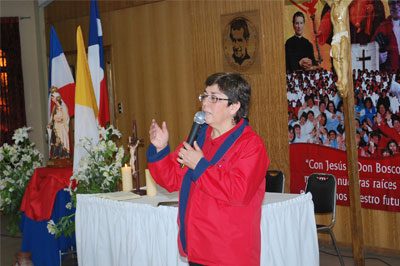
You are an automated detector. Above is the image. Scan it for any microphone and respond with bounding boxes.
[180,111,206,168]
[186,111,206,146]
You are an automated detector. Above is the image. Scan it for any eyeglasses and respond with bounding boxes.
[198,94,231,104]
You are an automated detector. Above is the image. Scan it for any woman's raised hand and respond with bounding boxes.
[149,119,169,152]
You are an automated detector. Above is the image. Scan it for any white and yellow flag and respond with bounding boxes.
[73,26,99,172]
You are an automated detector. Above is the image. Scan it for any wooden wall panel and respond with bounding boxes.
[328,207,400,253]
[49,1,196,179]
[189,0,289,180]
[45,0,162,23]
[107,1,196,175]
[45,0,400,253]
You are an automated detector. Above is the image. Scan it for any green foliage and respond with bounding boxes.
[0,127,43,235]
[48,125,125,238]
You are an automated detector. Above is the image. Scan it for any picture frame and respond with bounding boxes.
[221,10,262,74]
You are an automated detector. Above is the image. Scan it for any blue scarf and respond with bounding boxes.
[179,119,248,253]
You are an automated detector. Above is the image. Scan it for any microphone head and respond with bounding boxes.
[194,111,206,124]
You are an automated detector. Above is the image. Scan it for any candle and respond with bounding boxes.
[145,169,157,196]
[121,164,133,192]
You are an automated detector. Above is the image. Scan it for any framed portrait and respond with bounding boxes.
[221,10,261,73]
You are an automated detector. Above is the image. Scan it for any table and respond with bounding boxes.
[76,189,319,266]
[20,167,76,266]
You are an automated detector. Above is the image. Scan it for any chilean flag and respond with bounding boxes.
[88,0,110,127]
[48,26,75,117]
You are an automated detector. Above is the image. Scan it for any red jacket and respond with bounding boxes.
[373,18,400,72]
[378,122,400,144]
[147,120,269,266]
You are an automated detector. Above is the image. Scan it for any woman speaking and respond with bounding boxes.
[147,72,270,266]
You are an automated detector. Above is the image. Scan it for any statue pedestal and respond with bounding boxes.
[132,171,146,195]
[133,188,146,196]
[47,158,73,168]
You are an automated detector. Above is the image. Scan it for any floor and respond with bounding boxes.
[0,214,77,266]
[318,245,400,266]
[1,215,400,266]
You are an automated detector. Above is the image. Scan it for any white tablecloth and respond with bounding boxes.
[76,189,319,266]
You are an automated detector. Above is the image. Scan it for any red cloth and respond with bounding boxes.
[20,167,72,221]
[373,18,400,72]
[148,121,270,266]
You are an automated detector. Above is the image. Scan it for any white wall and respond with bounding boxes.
[1,0,48,161]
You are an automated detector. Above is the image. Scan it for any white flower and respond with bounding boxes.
[52,125,124,237]
[65,202,72,210]
[0,126,43,233]
[2,143,10,149]
[99,127,109,140]
[78,138,92,149]
[16,179,25,187]
[47,220,56,235]
[109,125,121,138]
[21,154,31,163]
[12,127,31,144]
[0,179,6,190]
[74,125,124,189]
[98,141,107,152]
[33,161,42,168]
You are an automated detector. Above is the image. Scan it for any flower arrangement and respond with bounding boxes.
[48,125,125,237]
[0,127,43,235]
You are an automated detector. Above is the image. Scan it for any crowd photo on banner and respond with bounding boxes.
[285,0,400,211]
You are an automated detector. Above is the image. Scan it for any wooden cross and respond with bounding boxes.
[129,119,146,195]
[357,49,371,71]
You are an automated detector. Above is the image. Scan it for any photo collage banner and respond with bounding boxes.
[285,0,400,212]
